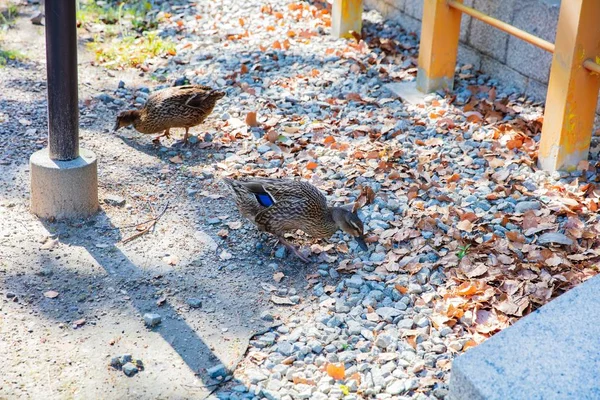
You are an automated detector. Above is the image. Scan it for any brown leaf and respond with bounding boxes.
[273,272,285,283]
[270,295,294,305]
[226,221,243,230]
[456,219,474,232]
[245,111,259,127]
[169,155,184,164]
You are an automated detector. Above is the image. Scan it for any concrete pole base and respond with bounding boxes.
[30,148,99,220]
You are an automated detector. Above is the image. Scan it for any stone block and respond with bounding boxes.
[385,81,427,105]
[395,13,421,35]
[525,78,548,103]
[459,0,474,43]
[449,275,600,400]
[506,0,559,83]
[468,0,516,62]
[481,56,528,93]
[404,0,423,20]
[30,148,99,220]
[457,44,482,71]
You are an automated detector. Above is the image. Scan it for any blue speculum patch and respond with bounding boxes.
[255,193,274,207]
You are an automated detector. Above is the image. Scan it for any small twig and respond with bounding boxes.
[120,202,169,244]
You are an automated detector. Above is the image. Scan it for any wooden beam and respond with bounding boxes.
[416,0,463,93]
[331,0,363,39]
[538,0,600,172]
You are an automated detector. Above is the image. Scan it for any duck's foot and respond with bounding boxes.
[277,236,310,263]
[153,129,171,144]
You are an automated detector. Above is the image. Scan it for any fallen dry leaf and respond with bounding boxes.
[273,272,285,283]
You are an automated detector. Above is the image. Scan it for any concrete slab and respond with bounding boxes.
[30,147,99,219]
[449,275,600,400]
[385,81,427,105]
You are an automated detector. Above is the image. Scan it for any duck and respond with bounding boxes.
[113,85,225,144]
[223,177,368,262]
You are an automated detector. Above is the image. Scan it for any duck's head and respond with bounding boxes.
[210,90,226,101]
[113,110,140,132]
[332,207,368,251]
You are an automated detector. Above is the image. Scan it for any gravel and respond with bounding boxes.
[143,313,162,328]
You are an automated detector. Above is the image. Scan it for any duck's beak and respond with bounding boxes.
[355,235,368,251]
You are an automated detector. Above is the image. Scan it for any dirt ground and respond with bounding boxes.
[1,9,316,400]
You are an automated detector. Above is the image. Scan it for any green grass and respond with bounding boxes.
[77,0,173,69]
[456,244,471,260]
[0,2,19,27]
[0,49,26,66]
[88,31,175,69]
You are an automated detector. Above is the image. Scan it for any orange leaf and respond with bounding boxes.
[462,339,478,351]
[240,64,249,74]
[176,20,184,27]
[326,363,345,380]
[266,25,276,32]
[455,282,479,296]
[282,39,291,50]
[274,11,284,19]
[245,111,259,127]
[239,17,245,27]
[306,161,318,170]
[324,135,336,145]
[394,284,408,294]
[506,139,523,150]
[272,40,282,50]
[287,30,296,38]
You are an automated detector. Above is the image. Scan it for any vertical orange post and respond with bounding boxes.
[331,0,363,39]
[416,0,463,93]
[538,0,600,172]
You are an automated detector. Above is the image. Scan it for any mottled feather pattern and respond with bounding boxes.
[223,178,338,238]
[134,85,224,134]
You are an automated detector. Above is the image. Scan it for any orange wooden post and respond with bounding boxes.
[331,0,363,39]
[416,0,463,93]
[538,0,600,172]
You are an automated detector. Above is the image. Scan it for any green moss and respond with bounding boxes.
[78,0,173,69]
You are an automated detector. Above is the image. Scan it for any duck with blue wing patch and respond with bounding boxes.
[223,177,369,262]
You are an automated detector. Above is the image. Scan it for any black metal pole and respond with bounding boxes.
[45,0,79,161]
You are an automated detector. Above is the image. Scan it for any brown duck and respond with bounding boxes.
[224,177,368,262]
[113,85,225,143]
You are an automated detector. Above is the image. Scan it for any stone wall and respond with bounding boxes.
[363,0,562,101]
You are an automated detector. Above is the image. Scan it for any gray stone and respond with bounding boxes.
[386,379,405,395]
[538,232,574,246]
[514,200,541,214]
[208,363,228,379]
[247,369,267,383]
[277,341,294,356]
[122,362,138,377]
[143,313,161,327]
[449,275,600,399]
[260,310,274,321]
[346,276,364,289]
[375,333,393,349]
[119,354,133,364]
[376,307,402,320]
[187,298,202,308]
[110,357,121,369]
[346,320,362,336]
